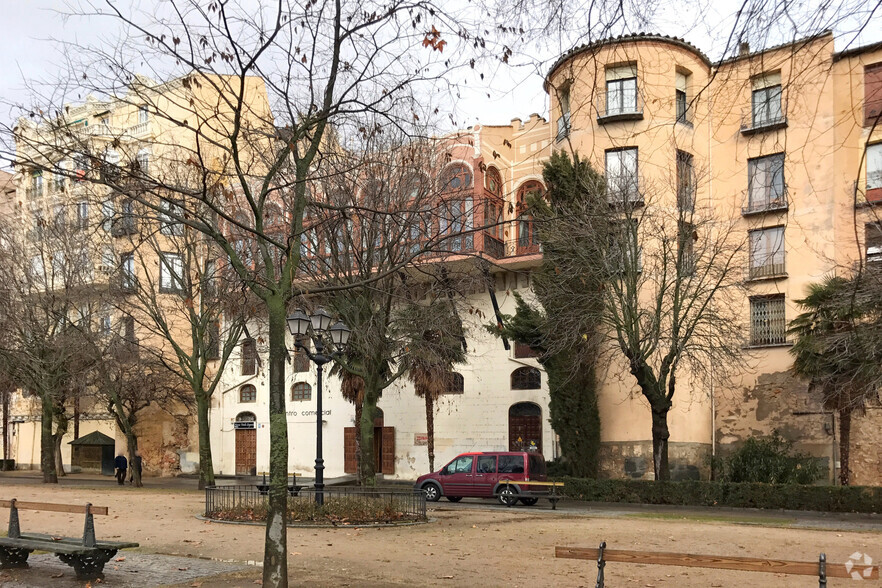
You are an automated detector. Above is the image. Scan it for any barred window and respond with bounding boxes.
[747,154,785,212]
[291,382,311,401]
[511,367,541,390]
[750,295,787,346]
[241,338,257,376]
[239,384,257,403]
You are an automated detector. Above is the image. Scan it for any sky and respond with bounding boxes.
[0,0,879,133]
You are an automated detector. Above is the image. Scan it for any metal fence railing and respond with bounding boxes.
[204,485,427,524]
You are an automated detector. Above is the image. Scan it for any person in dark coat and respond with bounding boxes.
[114,454,128,485]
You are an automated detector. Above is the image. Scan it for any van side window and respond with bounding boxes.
[528,454,546,476]
[453,456,474,474]
[498,455,524,473]
[477,456,497,474]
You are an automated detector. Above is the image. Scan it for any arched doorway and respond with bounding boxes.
[509,402,542,454]
[234,412,257,476]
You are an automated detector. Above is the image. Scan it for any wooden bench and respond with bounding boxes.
[0,499,139,580]
[497,480,564,509]
[556,542,879,587]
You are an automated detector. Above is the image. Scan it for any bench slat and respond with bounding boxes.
[0,537,114,555]
[555,546,879,579]
[0,501,108,516]
[18,533,139,550]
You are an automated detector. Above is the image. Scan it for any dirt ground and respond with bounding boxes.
[0,484,879,587]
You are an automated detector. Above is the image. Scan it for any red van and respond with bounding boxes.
[415,451,547,506]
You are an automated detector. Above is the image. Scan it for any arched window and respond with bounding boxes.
[515,181,545,254]
[485,167,503,197]
[511,366,541,390]
[239,384,257,403]
[235,411,256,422]
[241,338,257,375]
[291,382,312,401]
[447,372,464,395]
[441,164,472,192]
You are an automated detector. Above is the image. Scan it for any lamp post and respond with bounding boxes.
[287,308,351,505]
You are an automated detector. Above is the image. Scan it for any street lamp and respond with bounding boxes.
[287,308,350,505]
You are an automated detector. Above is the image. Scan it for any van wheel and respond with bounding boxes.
[519,497,539,506]
[498,486,518,506]
[423,483,441,502]
[446,496,462,502]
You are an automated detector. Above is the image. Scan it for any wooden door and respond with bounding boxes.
[235,428,257,476]
[509,403,542,454]
[381,426,395,474]
[343,427,357,474]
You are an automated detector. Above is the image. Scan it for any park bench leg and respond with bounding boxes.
[819,553,826,588]
[57,549,117,581]
[595,541,606,588]
[0,546,32,569]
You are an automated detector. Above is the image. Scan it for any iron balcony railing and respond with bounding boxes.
[742,191,789,216]
[483,232,505,259]
[596,91,644,123]
[748,260,786,280]
[740,108,787,135]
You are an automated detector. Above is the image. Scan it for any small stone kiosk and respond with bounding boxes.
[68,431,116,475]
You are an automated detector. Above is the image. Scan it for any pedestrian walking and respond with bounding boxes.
[114,453,128,485]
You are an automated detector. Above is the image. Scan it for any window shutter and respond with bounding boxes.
[864,62,882,127]
[343,427,357,474]
[381,427,395,474]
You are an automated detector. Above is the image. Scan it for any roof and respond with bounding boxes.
[68,431,116,446]
[715,30,833,66]
[834,39,882,62]
[545,33,712,88]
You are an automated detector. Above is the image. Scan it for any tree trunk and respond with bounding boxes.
[353,400,363,485]
[650,406,671,481]
[2,387,10,462]
[196,392,215,490]
[262,297,288,588]
[359,387,379,486]
[838,407,852,486]
[126,431,142,488]
[53,410,68,478]
[40,394,57,484]
[425,393,435,472]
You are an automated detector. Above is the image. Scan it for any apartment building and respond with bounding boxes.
[5,74,272,475]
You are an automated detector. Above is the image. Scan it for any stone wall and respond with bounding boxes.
[849,409,882,486]
[598,441,711,481]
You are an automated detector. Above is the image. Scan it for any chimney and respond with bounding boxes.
[739,42,750,56]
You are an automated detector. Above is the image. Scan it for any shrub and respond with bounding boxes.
[207,496,423,525]
[720,432,823,484]
[558,477,882,513]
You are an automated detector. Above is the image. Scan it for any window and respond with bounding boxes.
[30,170,43,198]
[604,64,638,116]
[485,198,503,242]
[122,315,136,345]
[676,151,695,212]
[476,455,497,474]
[511,366,541,390]
[675,70,691,124]
[607,219,642,273]
[102,199,114,232]
[516,181,544,254]
[241,338,257,376]
[748,226,786,279]
[113,198,136,236]
[485,167,503,197]
[120,252,136,290]
[75,201,89,230]
[556,84,571,140]
[100,247,115,273]
[159,199,184,236]
[206,320,220,360]
[239,384,257,403]
[136,149,150,175]
[53,203,66,230]
[101,149,120,182]
[445,455,474,475]
[498,455,525,474]
[514,342,540,358]
[441,197,474,252]
[441,164,472,191]
[867,143,882,203]
[138,105,149,124]
[866,222,882,262]
[746,154,786,213]
[864,62,882,127]
[605,148,640,204]
[160,253,184,293]
[751,73,784,128]
[750,295,787,346]
[678,221,696,276]
[31,210,44,240]
[291,382,311,401]
[202,259,216,297]
[99,310,112,335]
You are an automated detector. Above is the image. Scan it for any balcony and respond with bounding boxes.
[555,113,571,142]
[127,121,151,137]
[740,110,787,135]
[747,260,787,281]
[482,232,505,259]
[596,92,644,124]
[741,193,789,216]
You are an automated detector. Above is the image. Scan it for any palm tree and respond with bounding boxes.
[788,274,881,485]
